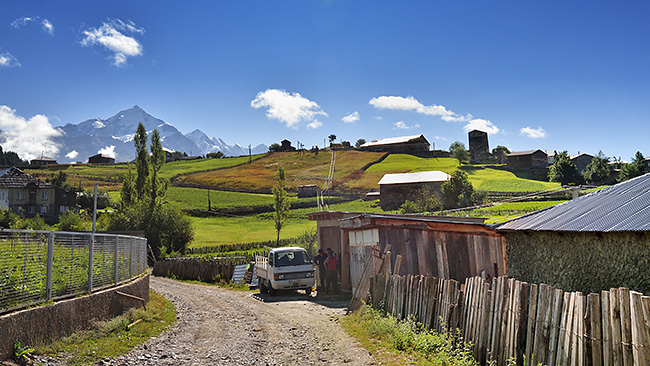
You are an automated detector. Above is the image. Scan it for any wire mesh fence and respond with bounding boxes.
[0,229,147,314]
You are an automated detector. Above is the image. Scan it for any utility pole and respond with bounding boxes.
[248,144,252,163]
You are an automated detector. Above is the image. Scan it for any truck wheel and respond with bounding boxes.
[259,279,268,294]
[304,287,312,296]
[268,280,277,297]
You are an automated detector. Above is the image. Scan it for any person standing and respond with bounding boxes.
[324,247,338,294]
[313,249,327,291]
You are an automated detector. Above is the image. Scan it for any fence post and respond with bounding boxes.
[46,231,54,300]
[114,235,119,284]
[129,237,133,279]
[88,232,94,292]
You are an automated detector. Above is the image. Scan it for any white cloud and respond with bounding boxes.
[374,116,383,120]
[42,19,54,34]
[393,121,420,130]
[463,118,499,134]
[11,16,34,29]
[66,150,79,159]
[81,19,144,66]
[11,16,54,34]
[369,96,468,122]
[0,50,20,67]
[520,126,547,139]
[0,105,61,160]
[341,111,360,123]
[251,89,327,128]
[307,120,323,129]
[98,145,116,158]
[434,136,448,141]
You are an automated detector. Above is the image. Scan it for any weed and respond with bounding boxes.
[14,340,35,360]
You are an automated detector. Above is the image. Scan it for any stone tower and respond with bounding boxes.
[468,130,490,163]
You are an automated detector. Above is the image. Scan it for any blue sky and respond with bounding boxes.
[1,1,648,161]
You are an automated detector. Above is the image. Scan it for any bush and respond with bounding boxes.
[57,210,92,232]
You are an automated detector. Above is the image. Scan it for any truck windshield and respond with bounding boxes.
[274,251,310,267]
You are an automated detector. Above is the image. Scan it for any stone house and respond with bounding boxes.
[496,172,650,294]
[505,150,548,170]
[570,153,594,174]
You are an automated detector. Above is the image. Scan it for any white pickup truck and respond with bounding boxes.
[256,247,315,296]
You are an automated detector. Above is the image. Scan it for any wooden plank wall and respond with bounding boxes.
[370,274,650,366]
[377,228,505,282]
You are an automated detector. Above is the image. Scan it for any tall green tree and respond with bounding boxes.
[582,151,610,185]
[355,138,366,148]
[548,151,578,185]
[272,166,290,246]
[449,141,470,164]
[134,122,150,201]
[149,129,167,208]
[619,151,647,182]
[121,164,135,207]
[440,170,482,209]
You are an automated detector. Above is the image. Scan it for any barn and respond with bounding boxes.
[306,212,507,292]
[496,172,650,294]
[358,134,430,154]
[377,171,450,210]
[505,149,548,170]
[88,154,115,164]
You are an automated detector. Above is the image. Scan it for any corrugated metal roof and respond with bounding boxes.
[496,172,650,232]
[377,171,450,185]
[339,212,487,225]
[360,134,426,148]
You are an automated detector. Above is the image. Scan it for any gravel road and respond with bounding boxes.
[101,277,374,366]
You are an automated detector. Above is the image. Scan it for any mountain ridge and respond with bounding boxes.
[55,105,267,163]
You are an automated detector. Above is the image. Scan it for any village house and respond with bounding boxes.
[496,172,650,294]
[88,154,115,164]
[570,152,594,174]
[377,171,450,210]
[505,149,548,170]
[30,156,57,166]
[306,212,507,292]
[0,167,75,221]
[358,134,430,154]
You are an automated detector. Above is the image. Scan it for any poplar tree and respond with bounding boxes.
[273,166,290,246]
[134,122,150,201]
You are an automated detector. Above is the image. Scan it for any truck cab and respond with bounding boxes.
[256,247,315,296]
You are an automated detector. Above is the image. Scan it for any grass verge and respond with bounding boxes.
[340,305,478,366]
[34,290,176,366]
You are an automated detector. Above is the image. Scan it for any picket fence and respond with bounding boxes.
[370,274,650,366]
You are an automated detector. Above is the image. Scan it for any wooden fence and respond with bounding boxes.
[153,257,247,283]
[370,274,650,366]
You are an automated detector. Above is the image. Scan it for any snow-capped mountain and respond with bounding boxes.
[55,105,267,163]
[185,129,267,157]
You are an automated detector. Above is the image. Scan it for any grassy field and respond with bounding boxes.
[174,150,386,191]
[25,154,262,191]
[446,199,566,224]
[164,186,329,211]
[188,199,386,248]
[346,155,460,189]
[462,166,560,192]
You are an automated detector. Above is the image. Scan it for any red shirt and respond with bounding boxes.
[324,255,337,270]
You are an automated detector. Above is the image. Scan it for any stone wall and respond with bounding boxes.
[0,275,149,360]
[504,231,650,294]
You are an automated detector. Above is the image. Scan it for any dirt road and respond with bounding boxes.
[106,277,374,365]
